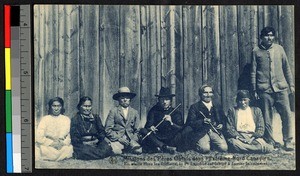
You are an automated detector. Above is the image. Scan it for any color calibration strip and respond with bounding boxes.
[5,5,32,173]
[5,5,13,173]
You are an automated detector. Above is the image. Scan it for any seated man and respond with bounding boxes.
[226,90,274,153]
[105,87,142,154]
[139,87,186,154]
[185,85,228,153]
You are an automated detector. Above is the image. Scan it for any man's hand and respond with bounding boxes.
[204,118,212,124]
[83,139,99,146]
[164,115,173,125]
[118,137,130,146]
[247,137,255,144]
[236,136,248,144]
[215,124,223,130]
[253,91,260,100]
[290,87,295,94]
[51,140,64,150]
[104,137,111,145]
[150,126,158,133]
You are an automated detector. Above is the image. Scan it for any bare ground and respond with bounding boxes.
[35,144,295,170]
[36,112,296,170]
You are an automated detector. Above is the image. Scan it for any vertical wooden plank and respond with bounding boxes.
[264,5,279,38]
[237,5,252,70]
[52,6,59,98]
[202,6,208,83]
[78,5,84,97]
[51,5,59,97]
[250,6,258,49]
[173,6,183,109]
[78,5,101,115]
[140,6,162,127]
[63,5,80,118]
[278,6,294,76]
[44,5,54,106]
[140,5,149,127]
[205,6,221,105]
[169,6,176,106]
[99,5,120,124]
[156,6,162,93]
[219,6,239,113]
[39,5,47,117]
[237,5,251,91]
[161,6,168,88]
[119,5,141,114]
[237,5,258,91]
[34,5,45,119]
[183,5,203,121]
[161,6,183,107]
[57,5,65,98]
[258,5,265,37]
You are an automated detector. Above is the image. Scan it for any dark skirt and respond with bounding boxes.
[73,140,112,160]
[139,126,194,153]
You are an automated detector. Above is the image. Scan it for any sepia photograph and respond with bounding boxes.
[34,5,295,170]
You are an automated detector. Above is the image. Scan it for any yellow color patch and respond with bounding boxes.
[5,48,11,90]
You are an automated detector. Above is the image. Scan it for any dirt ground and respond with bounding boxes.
[35,112,296,170]
[35,147,295,170]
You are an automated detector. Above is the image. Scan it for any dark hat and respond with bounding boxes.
[236,90,250,101]
[155,87,175,98]
[113,87,136,100]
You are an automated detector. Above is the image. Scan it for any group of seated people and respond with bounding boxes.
[35,85,283,161]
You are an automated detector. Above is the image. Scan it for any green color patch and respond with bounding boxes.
[6,91,12,132]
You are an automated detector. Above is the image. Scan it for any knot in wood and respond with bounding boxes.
[120,52,125,58]
[99,24,105,31]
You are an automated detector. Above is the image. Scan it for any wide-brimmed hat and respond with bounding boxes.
[113,87,136,100]
[155,87,175,98]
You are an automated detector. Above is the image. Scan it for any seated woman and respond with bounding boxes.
[35,97,73,161]
[70,96,112,160]
[226,90,274,153]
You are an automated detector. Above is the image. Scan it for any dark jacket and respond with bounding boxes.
[70,113,112,160]
[185,101,225,142]
[225,106,265,139]
[145,103,183,140]
[70,113,106,146]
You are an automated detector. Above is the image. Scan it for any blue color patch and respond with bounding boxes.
[6,133,13,173]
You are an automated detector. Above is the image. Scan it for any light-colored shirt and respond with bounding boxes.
[236,107,256,133]
[122,107,129,119]
[202,101,213,111]
[35,114,73,161]
[36,114,71,146]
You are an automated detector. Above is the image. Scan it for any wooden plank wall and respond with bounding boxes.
[34,5,295,126]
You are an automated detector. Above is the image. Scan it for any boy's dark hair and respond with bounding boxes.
[260,26,276,38]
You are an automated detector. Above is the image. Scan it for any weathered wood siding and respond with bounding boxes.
[34,5,295,125]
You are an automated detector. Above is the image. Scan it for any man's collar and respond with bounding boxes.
[202,101,213,106]
[118,105,130,111]
[259,43,274,50]
[155,103,171,111]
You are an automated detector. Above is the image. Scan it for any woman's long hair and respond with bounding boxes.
[77,96,93,110]
[48,97,65,115]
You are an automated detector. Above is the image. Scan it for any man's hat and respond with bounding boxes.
[113,87,136,100]
[236,90,250,101]
[155,87,175,98]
